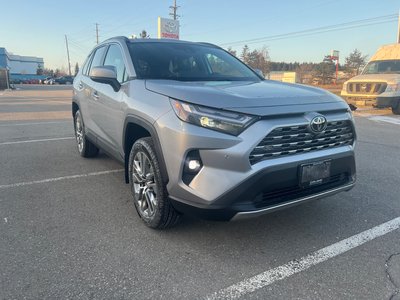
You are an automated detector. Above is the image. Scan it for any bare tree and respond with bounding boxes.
[240,45,270,75]
[295,63,315,84]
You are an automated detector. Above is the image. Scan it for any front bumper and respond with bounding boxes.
[170,150,355,221]
[156,110,356,221]
[342,96,400,108]
[341,91,400,108]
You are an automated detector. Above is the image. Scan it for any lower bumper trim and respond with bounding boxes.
[231,182,355,221]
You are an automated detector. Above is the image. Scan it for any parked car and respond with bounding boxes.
[55,76,74,84]
[73,37,356,229]
[40,76,52,84]
[10,79,21,84]
[45,78,55,85]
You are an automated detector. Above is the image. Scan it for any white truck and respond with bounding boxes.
[341,43,400,115]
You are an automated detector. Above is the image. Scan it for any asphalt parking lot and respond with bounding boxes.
[1,85,399,299]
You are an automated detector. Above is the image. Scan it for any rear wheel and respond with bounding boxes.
[392,100,400,115]
[129,137,180,229]
[74,110,99,157]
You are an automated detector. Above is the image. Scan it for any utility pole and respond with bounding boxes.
[169,0,179,20]
[397,10,400,43]
[64,35,72,76]
[96,23,99,44]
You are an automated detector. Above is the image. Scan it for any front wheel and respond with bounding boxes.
[74,110,99,157]
[129,137,180,229]
[392,100,400,115]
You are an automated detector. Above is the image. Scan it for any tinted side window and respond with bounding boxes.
[89,46,107,73]
[103,44,126,83]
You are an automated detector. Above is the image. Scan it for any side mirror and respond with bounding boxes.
[89,66,121,92]
[253,68,264,79]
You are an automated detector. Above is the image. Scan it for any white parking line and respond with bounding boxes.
[368,116,400,125]
[0,169,124,190]
[0,137,74,145]
[207,216,400,299]
[0,121,70,127]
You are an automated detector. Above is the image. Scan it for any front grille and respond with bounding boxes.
[347,82,387,95]
[249,120,354,164]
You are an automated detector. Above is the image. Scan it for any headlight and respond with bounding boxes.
[385,83,400,92]
[170,99,257,136]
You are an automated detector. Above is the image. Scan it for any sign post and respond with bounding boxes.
[324,50,340,85]
[158,17,180,40]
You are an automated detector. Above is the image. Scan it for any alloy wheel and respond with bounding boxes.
[75,114,84,153]
[132,151,157,219]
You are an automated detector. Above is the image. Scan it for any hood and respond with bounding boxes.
[145,80,348,116]
[346,73,400,84]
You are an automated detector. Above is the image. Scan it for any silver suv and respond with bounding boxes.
[72,37,356,229]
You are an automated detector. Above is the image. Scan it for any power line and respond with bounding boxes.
[236,19,398,47]
[220,14,398,47]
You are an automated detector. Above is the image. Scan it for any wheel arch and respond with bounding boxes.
[123,115,169,184]
[72,101,79,118]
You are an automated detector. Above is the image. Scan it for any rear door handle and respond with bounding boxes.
[92,91,99,100]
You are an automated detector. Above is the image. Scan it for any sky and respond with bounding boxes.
[0,0,399,71]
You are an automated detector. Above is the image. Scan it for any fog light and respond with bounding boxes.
[182,150,203,185]
[188,159,201,172]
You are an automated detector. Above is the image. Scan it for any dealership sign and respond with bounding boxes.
[158,17,179,39]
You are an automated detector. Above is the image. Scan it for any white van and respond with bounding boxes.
[341,43,400,114]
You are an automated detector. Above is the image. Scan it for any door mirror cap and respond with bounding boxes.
[89,66,121,92]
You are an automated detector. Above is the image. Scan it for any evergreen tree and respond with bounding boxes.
[344,49,368,77]
[36,65,44,75]
[227,47,237,57]
[74,63,79,76]
[240,45,250,64]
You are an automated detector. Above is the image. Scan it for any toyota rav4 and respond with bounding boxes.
[72,37,356,229]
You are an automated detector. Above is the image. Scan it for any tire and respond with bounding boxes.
[391,100,400,115]
[129,137,180,229]
[74,110,99,157]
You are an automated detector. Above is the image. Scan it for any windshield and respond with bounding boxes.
[362,60,400,75]
[128,42,261,81]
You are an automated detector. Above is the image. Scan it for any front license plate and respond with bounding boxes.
[299,160,331,188]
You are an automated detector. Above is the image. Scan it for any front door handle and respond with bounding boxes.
[92,91,99,101]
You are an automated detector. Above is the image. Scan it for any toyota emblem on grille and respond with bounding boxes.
[309,115,327,133]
